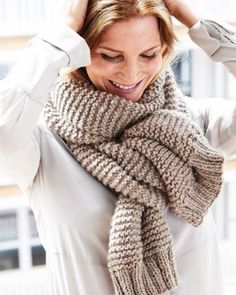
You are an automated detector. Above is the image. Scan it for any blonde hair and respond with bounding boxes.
[70,0,176,81]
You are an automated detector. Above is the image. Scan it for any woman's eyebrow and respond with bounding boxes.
[97,45,161,53]
[142,45,162,53]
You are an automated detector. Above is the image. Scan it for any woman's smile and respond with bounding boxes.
[109,80,140,90]
[106,79,143,95]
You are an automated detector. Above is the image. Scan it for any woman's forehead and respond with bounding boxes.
[98,15,162,50]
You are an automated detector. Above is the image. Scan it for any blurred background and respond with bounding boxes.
[0,0,236,294]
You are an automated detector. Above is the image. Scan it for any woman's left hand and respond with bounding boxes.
[163,0,200,28]
[163,0,183,16]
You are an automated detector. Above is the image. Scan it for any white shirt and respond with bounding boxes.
[0,20,236,295]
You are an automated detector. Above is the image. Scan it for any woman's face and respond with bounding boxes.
[86,15,165,102]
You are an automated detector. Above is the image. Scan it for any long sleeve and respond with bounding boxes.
[0,23,91,190]
[189,19,236,77]
[186,20,236,157]
[184,97,236,157]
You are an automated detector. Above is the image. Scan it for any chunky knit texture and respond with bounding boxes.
[44,69,224,294]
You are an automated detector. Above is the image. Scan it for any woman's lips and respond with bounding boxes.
[107,79,142,94]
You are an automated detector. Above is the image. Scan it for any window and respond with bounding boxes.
[0,204,46,272]
[0,64,10,80]
[172,50,192,97]
[0,249,19,271]
[31,246,46,267]
[29,210,39,238]
[0,211,17,241]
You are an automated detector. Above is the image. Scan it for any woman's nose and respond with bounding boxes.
[120,60,140,83]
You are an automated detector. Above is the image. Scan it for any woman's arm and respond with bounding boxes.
[164,0,200,28]
[188,17,236,156]
[188,18,236,156]
[184,97,236,157]
[189,20,236,77]
[0,1,90,190]
[0,25,90,152]
[164,0,236,76]
[0,0,90,152]
[164,0,236,157]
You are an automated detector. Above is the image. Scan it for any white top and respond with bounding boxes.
[0,20,236,295]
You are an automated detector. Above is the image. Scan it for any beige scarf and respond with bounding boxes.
[44,69,224,294]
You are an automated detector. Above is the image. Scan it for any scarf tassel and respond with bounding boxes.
[110,249,178,295]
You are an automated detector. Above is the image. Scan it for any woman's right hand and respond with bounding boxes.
[163,0,200,28]
[64,0,89,32]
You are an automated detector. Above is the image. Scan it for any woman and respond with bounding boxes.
[0,0,235,294]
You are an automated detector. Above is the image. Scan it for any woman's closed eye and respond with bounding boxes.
[100,52,158,63]
[101,53,123,62]
[141,46,163,61]
[140,53,157,60]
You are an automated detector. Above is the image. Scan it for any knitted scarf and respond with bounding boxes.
[44,69,224,294]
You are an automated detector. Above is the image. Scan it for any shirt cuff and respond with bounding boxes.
[36,22,91,68]
[188,19,236,57]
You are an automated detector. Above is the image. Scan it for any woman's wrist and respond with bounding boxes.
[173,3,200,28]
[65,16,84,33]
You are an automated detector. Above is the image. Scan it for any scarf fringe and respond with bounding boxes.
[110,249,178,295]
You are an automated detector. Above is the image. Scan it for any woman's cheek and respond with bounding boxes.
[101,66,119,79]
[90,58,118,76]
[149,59,163,74]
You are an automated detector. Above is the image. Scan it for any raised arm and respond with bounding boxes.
[164,0,236,157]
[163,0,200,28]
[164,0,236,76]
[0,1,90,190]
